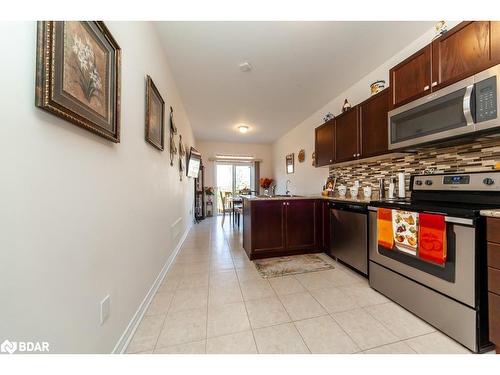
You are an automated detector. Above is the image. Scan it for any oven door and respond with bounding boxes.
[388,75,475,150]
[368,208,476,308]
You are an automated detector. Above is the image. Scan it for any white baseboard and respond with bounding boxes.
[112,221,192,354]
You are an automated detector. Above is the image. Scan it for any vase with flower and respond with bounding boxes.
[259,177,273,196]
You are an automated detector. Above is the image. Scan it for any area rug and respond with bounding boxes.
[253,253,335,278]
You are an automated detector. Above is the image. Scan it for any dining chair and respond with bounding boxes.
[219,190,233,226]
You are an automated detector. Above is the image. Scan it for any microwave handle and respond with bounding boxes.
[463,84,475,125]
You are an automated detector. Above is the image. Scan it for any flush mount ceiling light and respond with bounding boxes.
[238,125,249,134]
[239,62,252,72]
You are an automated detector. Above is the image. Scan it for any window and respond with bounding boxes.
[215,163,254,213]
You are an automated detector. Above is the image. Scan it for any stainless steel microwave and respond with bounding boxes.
[388,64,500,150]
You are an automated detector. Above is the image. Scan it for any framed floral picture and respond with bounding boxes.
[36,21,121,142]
[145,75,165,151]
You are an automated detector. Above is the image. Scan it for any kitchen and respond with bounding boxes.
[5,10,500,368]
[240,21,500,354]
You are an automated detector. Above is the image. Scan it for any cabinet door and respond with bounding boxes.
[432,21,491,91]
[334,107,359,162]
[285,200,316,251]
[491,21,500,63]
[390,45,431,108]
[359,88,389,158]
[315,120,335,166]
[251,201,285,252]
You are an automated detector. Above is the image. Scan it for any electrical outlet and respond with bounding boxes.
[100,295,110,325]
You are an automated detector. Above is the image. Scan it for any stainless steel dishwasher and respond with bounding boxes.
[328,201,368,275]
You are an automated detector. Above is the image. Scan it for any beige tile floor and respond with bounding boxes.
[126,216,472,354]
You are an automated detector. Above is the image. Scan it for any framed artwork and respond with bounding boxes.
[36,21,121,142]
[286,153,295,174]
[169,106,178,165]
[178,134,186,181]
[145,75,165,150]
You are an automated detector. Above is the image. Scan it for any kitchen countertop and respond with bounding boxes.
[241,194,372,204]
[480,209,500,218]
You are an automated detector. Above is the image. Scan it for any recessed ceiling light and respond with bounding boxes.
[239,62,252,72]
[238,125,249,134]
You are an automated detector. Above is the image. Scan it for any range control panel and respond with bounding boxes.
[412,171,500,191]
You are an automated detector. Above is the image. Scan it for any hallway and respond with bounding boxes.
[125,217,470,354]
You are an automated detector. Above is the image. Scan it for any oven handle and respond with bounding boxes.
[463,84,475,126]
[444,216,474,226]
[368,207,473,226]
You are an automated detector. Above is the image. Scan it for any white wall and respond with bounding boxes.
[272,22,460,195]
[0,22,195,353]
[196,141,273,190]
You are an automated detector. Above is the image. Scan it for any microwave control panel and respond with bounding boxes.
[475,76,497,123]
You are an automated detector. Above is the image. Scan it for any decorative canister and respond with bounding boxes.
[370,80,386,95]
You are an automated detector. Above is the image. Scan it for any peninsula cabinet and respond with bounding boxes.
[334,106,360,163]
[391,21,500,109]
[314,119,335,166]
[359,88,389,158]
[243,198,322,260]
[487,217,500,353]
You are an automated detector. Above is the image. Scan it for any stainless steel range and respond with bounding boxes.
[368,170,500,353]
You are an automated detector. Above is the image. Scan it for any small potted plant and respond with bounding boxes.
[204,187,215,202]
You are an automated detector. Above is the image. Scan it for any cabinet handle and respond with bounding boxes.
[329,159,332,163]
[353,154,356,157]
[431,81,438,87]
[283,202,286,206]
[424,85,430,91]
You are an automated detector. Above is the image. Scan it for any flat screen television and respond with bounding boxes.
[186,147,202,178]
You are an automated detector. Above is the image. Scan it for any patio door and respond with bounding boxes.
[215,163,253,213]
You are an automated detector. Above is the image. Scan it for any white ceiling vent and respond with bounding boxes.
[239,62,252,72]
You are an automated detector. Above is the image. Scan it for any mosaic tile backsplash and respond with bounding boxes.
[329,136,500,198]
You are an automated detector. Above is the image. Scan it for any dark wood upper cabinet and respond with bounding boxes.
[335,107,359,162]
[285,200,317,251]
[491,21,500,63]
[250,200,285,253]
[314,119,335,166]
[390,45,432,108]
[359,88,389,158]
[390,21,500,110]
[431,21,491,91]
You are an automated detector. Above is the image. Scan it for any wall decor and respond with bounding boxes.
[286,153,295,174]
[169,106,178,165]
[342,99,351,112]
[178,134,186,181]
[323,112,334,123]
[36,21,121,142]
[370,80,386,95]
[145,76,165,150]
[298,149,305,163]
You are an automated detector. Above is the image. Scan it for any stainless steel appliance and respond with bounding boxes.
[368,171,500,353]
[388,64,500,150]
[329,201,368,275]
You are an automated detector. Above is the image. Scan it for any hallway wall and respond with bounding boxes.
[0,22,195,353]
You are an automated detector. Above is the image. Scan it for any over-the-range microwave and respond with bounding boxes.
[388,64,499,150]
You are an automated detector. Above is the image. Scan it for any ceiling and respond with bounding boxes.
[154,21,435,144]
